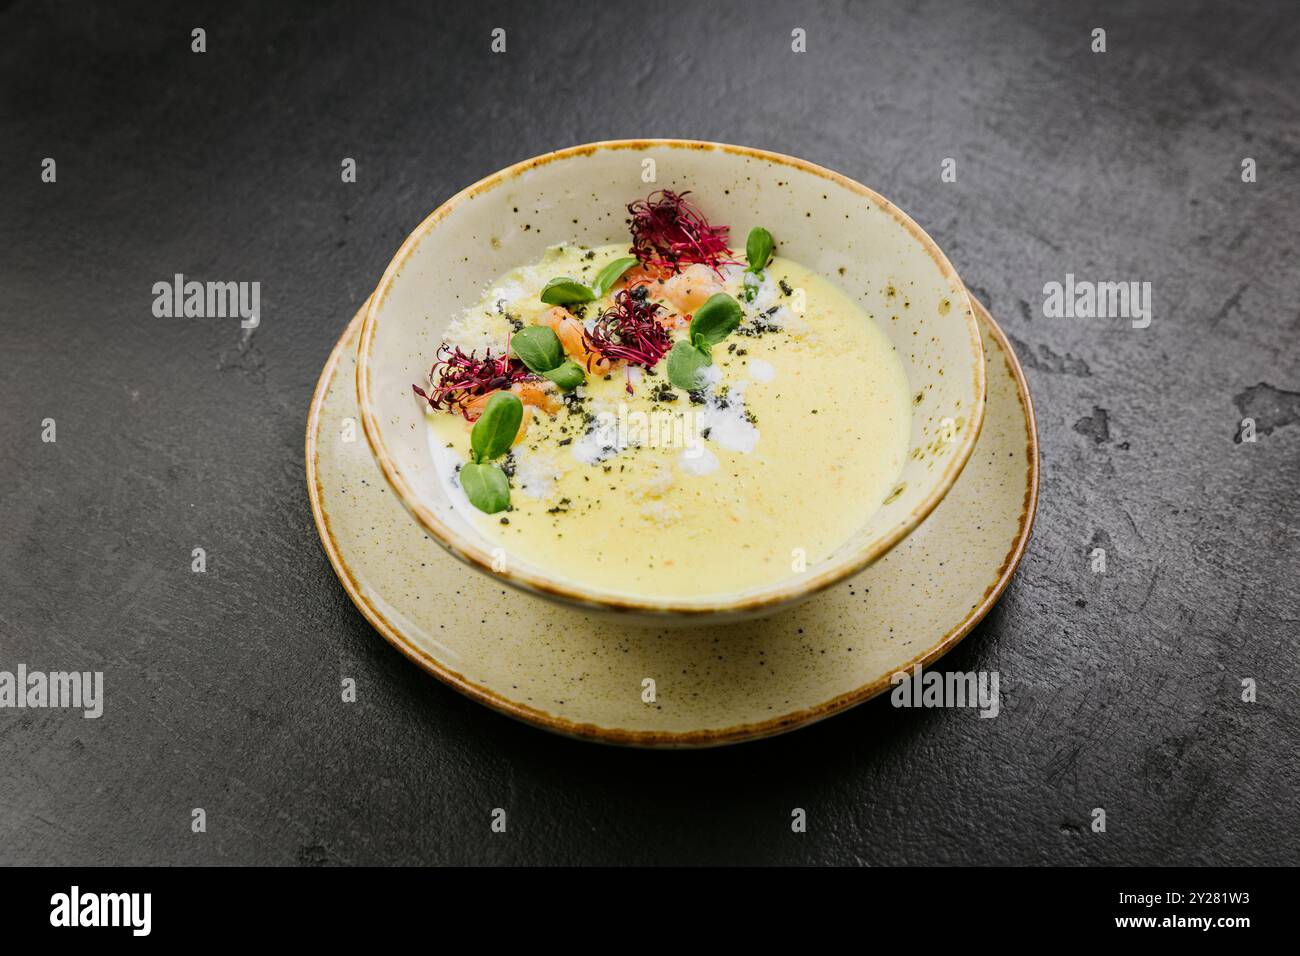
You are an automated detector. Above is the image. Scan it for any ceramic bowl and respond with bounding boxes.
[356,140,986,621]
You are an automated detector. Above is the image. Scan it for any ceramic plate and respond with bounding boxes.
[306,296,1037,747]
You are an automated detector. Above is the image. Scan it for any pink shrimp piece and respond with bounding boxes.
[462,384,556,444]
[658,263,725,313]
[540,306,613,374]
[510,380,561,415]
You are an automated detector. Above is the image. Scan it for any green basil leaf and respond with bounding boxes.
[746,226,774,275]
[666,339,713,392]
[542,359,587,390]
[688,293,743,350]
[591,256,638,297]
[470,391,523,462]
[459,461,511,514]
[511,325,565,373]
[540,277,596,305]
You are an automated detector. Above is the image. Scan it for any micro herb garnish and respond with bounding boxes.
[509,325,586,390]
[627,190,740,273]
[471,392,522,462]
[689,293,743,348]
[543,360,587,390]
[461,391,523,514]
[539,256,638,306]
[510,325,564,374]
[667,340,713,392]
[583,289,673,368]
[592,256,638,296]
[742,226,775,301]
[459,461,511,514]
[539,277,596,306]
[412,344,532,418]
[666,292,743,391]
[746,226,774,276]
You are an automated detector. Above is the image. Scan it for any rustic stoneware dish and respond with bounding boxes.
[356,140,986,621]
[309,296,1036,746]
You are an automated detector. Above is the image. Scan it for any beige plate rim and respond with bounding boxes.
[306,294,1039,748]
[354,139,988,618]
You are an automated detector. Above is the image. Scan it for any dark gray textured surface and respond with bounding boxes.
[2,0,1297,865]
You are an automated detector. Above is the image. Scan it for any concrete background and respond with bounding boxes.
[1,0,1297,865]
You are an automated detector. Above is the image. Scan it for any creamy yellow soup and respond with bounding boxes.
[428,243,911,599]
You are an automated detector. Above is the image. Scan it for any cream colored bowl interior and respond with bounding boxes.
[358,141,984,616]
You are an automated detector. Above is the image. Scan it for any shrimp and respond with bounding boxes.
[463,381,558,420]
[659,263,725,313]
[620,262,723,320]
[540,306,612,374]
[510,380,561,415]
[619,261,674,291]
[462,382,556,444]
[618,262,673,303]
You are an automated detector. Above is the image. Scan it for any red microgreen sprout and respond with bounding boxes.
[583,289,674,380]
[626,190,740,273]
[412,344,533,419]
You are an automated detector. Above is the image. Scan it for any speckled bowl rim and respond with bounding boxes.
[309,293,1036,747]
[354,139,988,618]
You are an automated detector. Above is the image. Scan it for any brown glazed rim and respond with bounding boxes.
[307,293,1038,748]
[354,139,988,617]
